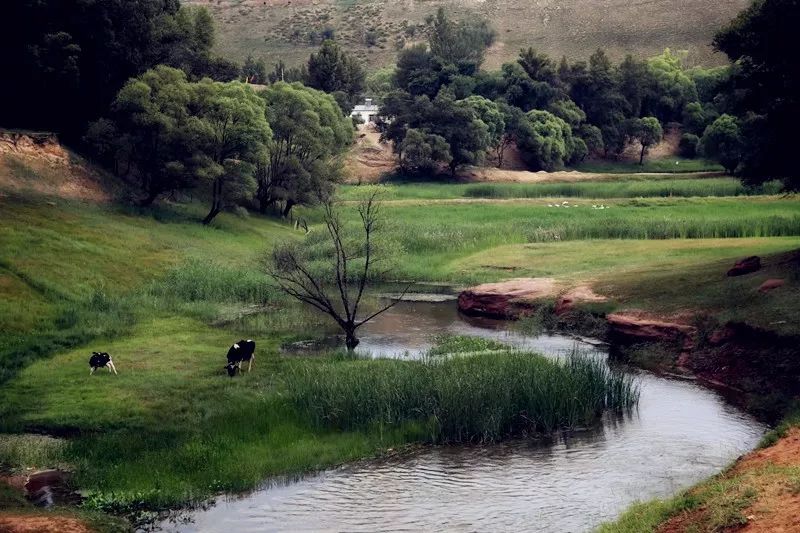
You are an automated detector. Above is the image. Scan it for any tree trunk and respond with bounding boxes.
[139,188,160,207]
[202,178,223,225]
[282,199,296,218]
[344,327,359,351]
[639,144,646,165]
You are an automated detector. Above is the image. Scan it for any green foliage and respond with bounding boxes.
[399,129,452,173]
[381,90,490,176]
[701,114,743,174]
[714,0,800,189]
[683,102,710,135]
[645,49,699,122]
[458,95,506,148]
[258,82,353,216]
[1,1,233,135]
[192,79,271,224]
[629,116,663,164]
[286,350,639,442]
[86,66,199,205]
[242,54,267,84]
[679,133,701,158]
[306,40,366,110]
[515,110,577,170]
[427,8,496,73]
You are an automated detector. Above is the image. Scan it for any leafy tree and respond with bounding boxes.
[500,62,559,111]
[714,0,800,188]
[430,92,490,175]
[380,90,489,176]
[567,50,629,156]
[365,68,396,101]
[192,79,271,225]
[577,124,605,157]
[494,103,525,168]
[306,40,366,110]
[645,49,698,122]
[267,60,308,84]
[518,48,559,85]
[617,55,654,118]
[628,117,663,165]
[458,96,506,154]
[242,55,267,84]
[682,102,713,135]
[679,133,700,158]
[1,1,235,136]
[427,8,495,73]
[258,82,353,218]
[394,44,454,97]
[701,114,743,174]
[87,66,199,206]
[399,129,452,173]
[516,110,577,171]
[547,99,586,128]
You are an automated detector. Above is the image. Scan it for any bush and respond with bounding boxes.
[679,133,700,158]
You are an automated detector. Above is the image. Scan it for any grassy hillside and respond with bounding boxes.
[187,0,751,70]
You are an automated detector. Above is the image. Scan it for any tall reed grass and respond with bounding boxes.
[286,350,639,442]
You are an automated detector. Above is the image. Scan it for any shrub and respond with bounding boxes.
[679,133,700,158]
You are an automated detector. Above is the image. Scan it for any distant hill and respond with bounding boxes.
[186,0,750,71]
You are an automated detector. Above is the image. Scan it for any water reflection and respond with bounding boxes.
[152,301,764,533]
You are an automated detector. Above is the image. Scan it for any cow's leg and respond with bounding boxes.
[248,354,254,372]
[90,367,95,375]
[108,361,118,375]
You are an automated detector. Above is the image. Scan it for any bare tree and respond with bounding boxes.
[267,192,407,351]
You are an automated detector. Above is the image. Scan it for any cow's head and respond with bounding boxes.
[224,363,238,377]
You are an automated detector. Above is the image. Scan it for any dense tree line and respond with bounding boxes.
[373,3,798,188]
[88,69,352,223]
[375,9,704,175]
[1,1,362,223]
[0,1,240,137]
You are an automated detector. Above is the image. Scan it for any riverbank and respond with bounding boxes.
[1,154,798,530]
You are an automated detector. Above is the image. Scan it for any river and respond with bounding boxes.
[152,300,764,532]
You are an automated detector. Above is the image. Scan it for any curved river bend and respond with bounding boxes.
[153,301,764,533]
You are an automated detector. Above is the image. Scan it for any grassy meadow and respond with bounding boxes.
[1,163,799,527]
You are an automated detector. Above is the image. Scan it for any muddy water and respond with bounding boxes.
[154,301,765,533]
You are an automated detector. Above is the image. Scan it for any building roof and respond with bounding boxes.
[352,104,379,112]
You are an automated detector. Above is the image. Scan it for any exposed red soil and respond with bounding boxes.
[657,428,800,533]
[0,131,112,202]
[0,514,92,533]
[457,277,560,318]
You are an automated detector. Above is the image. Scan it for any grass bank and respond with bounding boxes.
[573,157,723,174]
[288,346,638,442]
[340,177,783,201]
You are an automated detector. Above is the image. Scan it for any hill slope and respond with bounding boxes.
[187,0,751,70]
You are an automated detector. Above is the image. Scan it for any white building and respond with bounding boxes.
[350,98,379,123]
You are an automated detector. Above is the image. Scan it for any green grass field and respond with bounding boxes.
[339,177,782,201]
[1,157,799,527]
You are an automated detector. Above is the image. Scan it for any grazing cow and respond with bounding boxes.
[89,352,117,375]
[225,339,256,377]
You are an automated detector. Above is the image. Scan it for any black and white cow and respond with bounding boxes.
[89,352,117,375]
[224,339,256,377]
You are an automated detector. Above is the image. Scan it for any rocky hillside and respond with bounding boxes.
[187,0,750,70]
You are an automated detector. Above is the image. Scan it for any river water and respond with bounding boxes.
[153,301,765,533]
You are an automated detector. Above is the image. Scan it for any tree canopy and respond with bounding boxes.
[258,82,353,218]
[1,1,236,137]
